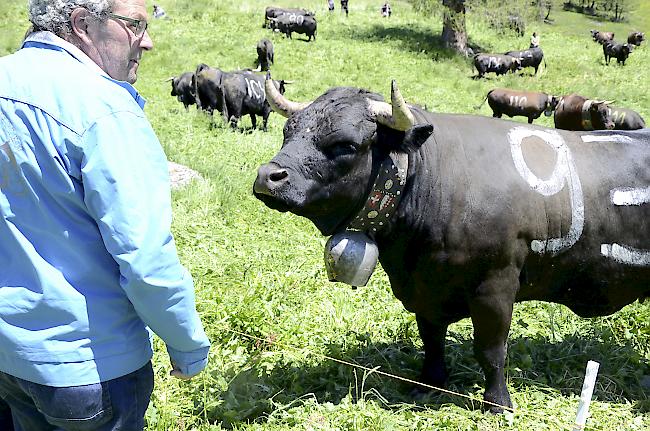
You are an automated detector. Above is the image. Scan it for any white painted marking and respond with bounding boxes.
[508,127,584,255]
[611,187,650,206]
[601,243,650,266]
[580,135,633,143]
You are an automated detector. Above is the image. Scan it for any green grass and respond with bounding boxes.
[1,1,649,430]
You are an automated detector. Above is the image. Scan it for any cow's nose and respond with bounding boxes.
[254,162,289,195]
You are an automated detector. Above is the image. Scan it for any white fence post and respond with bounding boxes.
[573,360,600,431]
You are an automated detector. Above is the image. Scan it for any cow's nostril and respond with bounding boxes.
[269,169,288,182]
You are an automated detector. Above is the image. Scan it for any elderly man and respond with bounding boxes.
[0,0,210,429]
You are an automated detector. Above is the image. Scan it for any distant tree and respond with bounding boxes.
[408,0,564,54]
[441,0,468,54]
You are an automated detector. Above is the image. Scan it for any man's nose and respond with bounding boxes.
[140,30,153,50]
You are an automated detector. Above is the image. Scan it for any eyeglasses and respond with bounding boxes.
[108,13,148,37]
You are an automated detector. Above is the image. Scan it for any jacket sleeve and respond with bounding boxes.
[80,110,210,374]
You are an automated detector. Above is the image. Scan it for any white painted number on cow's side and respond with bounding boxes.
[508,127,584,255]
[509,95,528,109]
[245,78,265,101]
[581,134,650,265]
[287,13,304,25]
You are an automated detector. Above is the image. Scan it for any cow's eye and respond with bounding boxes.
[323,142,357,158]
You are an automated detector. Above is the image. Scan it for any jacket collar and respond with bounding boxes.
[22,32,146,110]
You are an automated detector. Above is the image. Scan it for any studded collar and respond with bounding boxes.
[348,152,408,237]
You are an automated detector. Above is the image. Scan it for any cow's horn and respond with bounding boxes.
[164,76,174,82]
[367,80,415,132]
[265,72,311,118]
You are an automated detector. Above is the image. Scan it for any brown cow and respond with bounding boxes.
[554,94,614,131]
[591,30,615,44]
[628,31,645,46]
[476,88,559,124]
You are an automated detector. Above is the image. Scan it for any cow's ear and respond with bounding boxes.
[400,124,433,151]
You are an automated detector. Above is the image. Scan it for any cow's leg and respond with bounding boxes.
[527,117,533,124]
[250,114,257,129]
[492,112,501,118]
[262,112,270,132]
[416,315,449,389]
[469,273,516,413]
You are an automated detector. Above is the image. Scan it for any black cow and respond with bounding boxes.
[168,71,196,111]
[473,54,521,78]
[591,30,615,44]
[254,79,650,413]
[603,41,632,65]
[503,47,545,74]
[269,14,317,41]
[476,88,559,124]
[627,31,645,46]
[193,65,287,131]
[554,94,614,131]
[608,106,646,130]
[264,6,314,28]
[256,38,274,72]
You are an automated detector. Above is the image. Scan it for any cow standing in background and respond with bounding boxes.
[269,14,317,41]
[168,71,196,111]
[340,0,349,17]
[264,6,314,28]
[504,46,545,75]
[603,41,632,65]
[554,94,614,131]
[608,106,646,130]
[255,78,650,413]
[256,39,274,72]
[473,54,521,78]
[476,88,559,124]
[627,31,645,46]
[193,64,288,131]
[591,30,615,44]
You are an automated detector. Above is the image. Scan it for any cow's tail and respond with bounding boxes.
[474,91,490,110]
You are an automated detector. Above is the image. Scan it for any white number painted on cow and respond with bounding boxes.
[508,127,584,255]
[287,13,304,25]
[509,95,528,109]
[245,78,265,101]
[580,134,650,266]
[488,57,500,68]
[607,108,626,125]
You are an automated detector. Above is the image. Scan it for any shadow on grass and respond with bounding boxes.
[343,24,487,62]
[206,329,649,427]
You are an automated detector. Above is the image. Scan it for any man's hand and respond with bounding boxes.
[170,362,198,380]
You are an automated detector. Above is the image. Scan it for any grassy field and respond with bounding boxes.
[1,1,649,430]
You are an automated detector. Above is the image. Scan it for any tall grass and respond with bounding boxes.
[1,1,649,430]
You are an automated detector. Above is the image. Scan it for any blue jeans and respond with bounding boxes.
[0,362,153,431]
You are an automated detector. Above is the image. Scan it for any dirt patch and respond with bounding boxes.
[168,161,202,189]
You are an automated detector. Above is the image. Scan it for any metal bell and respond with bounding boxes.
[324,230,379,287]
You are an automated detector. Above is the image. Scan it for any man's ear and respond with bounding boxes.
[69,8,93,43]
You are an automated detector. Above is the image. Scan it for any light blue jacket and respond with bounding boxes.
[0,32,210,386]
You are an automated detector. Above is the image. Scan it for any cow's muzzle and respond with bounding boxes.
[254,162,289,196]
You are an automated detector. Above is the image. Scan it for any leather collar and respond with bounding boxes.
[348,152,408,237]
[581,99,594,130]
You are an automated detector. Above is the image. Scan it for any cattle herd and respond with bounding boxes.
[472,29,645,131]
[167,6,315,131]
[167,5,649,414]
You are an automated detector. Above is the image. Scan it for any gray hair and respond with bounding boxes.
[29,0,115,37]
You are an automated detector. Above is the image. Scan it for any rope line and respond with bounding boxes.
[220,326,617,431]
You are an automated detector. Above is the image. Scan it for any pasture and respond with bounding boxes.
[1,0,649,429]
